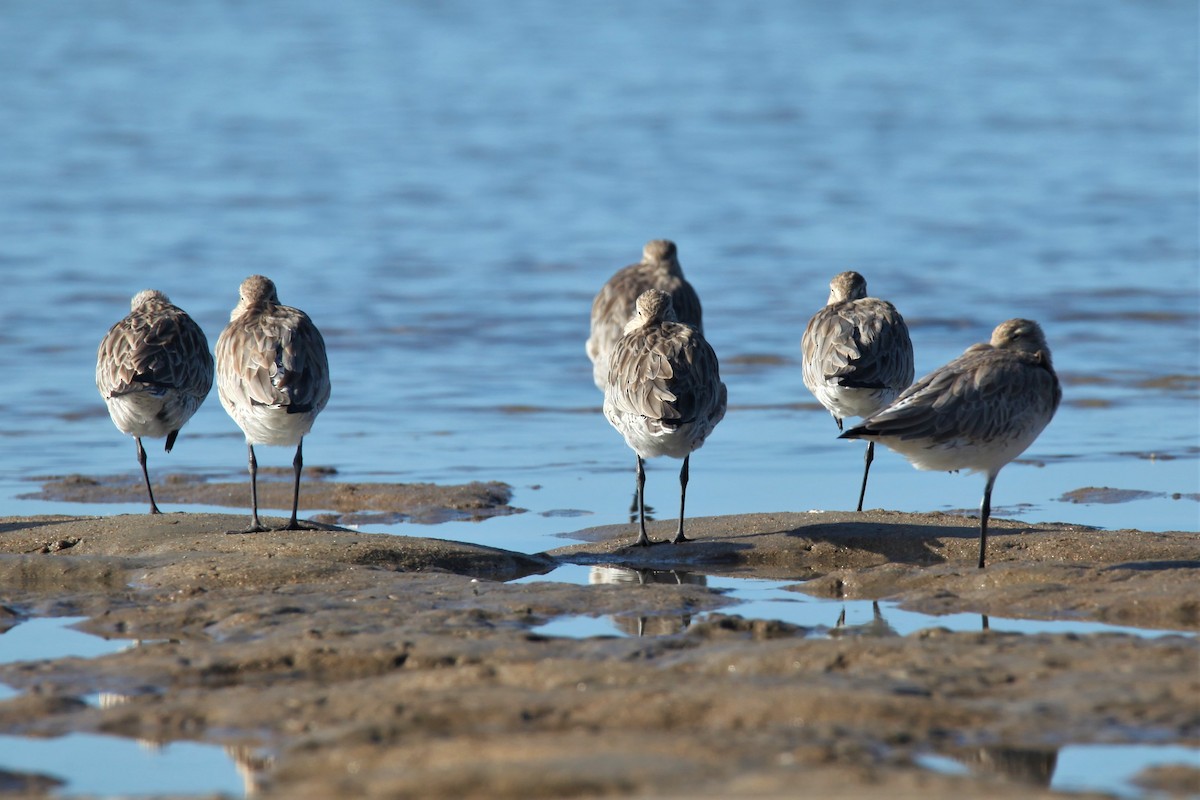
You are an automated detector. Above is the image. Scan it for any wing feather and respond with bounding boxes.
[849,346,1059,444]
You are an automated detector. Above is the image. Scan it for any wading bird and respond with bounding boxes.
[96,290,214,514]
[216,275,330,533]
[603,289,726,547]
[801,271,913,511]
[841,319,1060,568]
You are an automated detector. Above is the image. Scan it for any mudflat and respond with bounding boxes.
[0,508,1197,798]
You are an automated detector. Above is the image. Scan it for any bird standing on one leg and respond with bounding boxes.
[216,275,330,533]
[603,289,726,547]
[96,290,214,514]
[801,271,913,512]
[840,319,1061,569]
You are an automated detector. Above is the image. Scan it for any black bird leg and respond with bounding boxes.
[633,455,653,547]
[856,441,875,513]
[232,443,269,534]
[672,455,691,543]
[978,472,997,569]
[282,438,305,531]
[135,437,161,515]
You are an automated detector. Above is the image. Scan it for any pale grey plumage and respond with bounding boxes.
[604,289,726,547]
[216,275,330,532]
[801,271,913,511]
[96,289,214,514]
[842,318,1061,568]
[586,239,703,390]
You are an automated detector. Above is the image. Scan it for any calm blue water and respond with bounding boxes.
[0,1,1195,556]
[0,733,248,797]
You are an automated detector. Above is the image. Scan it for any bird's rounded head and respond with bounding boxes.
[828,271,867,304]
[130,289,171,311]
[630,289,678,329]
[237,275,280,309]
[991,318,1050,356]
[642,239,679,266]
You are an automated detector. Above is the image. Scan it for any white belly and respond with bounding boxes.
[881,419,1051,476]
[606,411,715,460]
[223,399,317,447]
[105,390,199,439]
[811,382,899,423]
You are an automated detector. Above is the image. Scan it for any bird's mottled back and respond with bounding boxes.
[605,289,726,453]
[216,275,330,443]
[586,239,703,389]
[846,318,1060,459]
[802,271,914,424]
[97,290,214,405]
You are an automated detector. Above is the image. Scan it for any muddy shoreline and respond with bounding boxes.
[0,508,1197,798]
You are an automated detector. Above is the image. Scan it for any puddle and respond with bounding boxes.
[0,733,256,797]
[0,616,131,664]
[516,565,1194,640]
[1050,744,1199,797]
[532,615,627,639]
[919,744,1199,797]
[0,617,172,706]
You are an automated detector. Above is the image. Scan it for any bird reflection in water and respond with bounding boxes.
[588,565,706,636]
[831,601,897,638]
[961,747,1059,787]
[224,744,274,797]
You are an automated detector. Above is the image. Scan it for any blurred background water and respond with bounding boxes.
[0,0,1196,554]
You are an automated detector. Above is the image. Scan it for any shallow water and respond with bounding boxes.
[0,605,1192,798]
[0,9,1195,791]
[520,565,1196,640]
[0,617,129,662]
[0,733,250,797]
[919,744,1200,798]
[0,2,1196,543]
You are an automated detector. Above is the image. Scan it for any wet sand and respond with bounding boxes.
[0,507,1197,798]
[23,472,522,526]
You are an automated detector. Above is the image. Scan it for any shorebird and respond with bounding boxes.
[96,290,214,514]
[801,271,914,511]
[841,319,1061,569]
[586,239,703,391]
[216,275,330,533]
[603,289,727,547]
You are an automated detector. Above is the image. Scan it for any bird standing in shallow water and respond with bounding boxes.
[587,239,703,391]
[801,271,914,512]
[603,289,726,547]
[216,275,330,533]
[841,319,1061,568]
[96,290,214,514]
